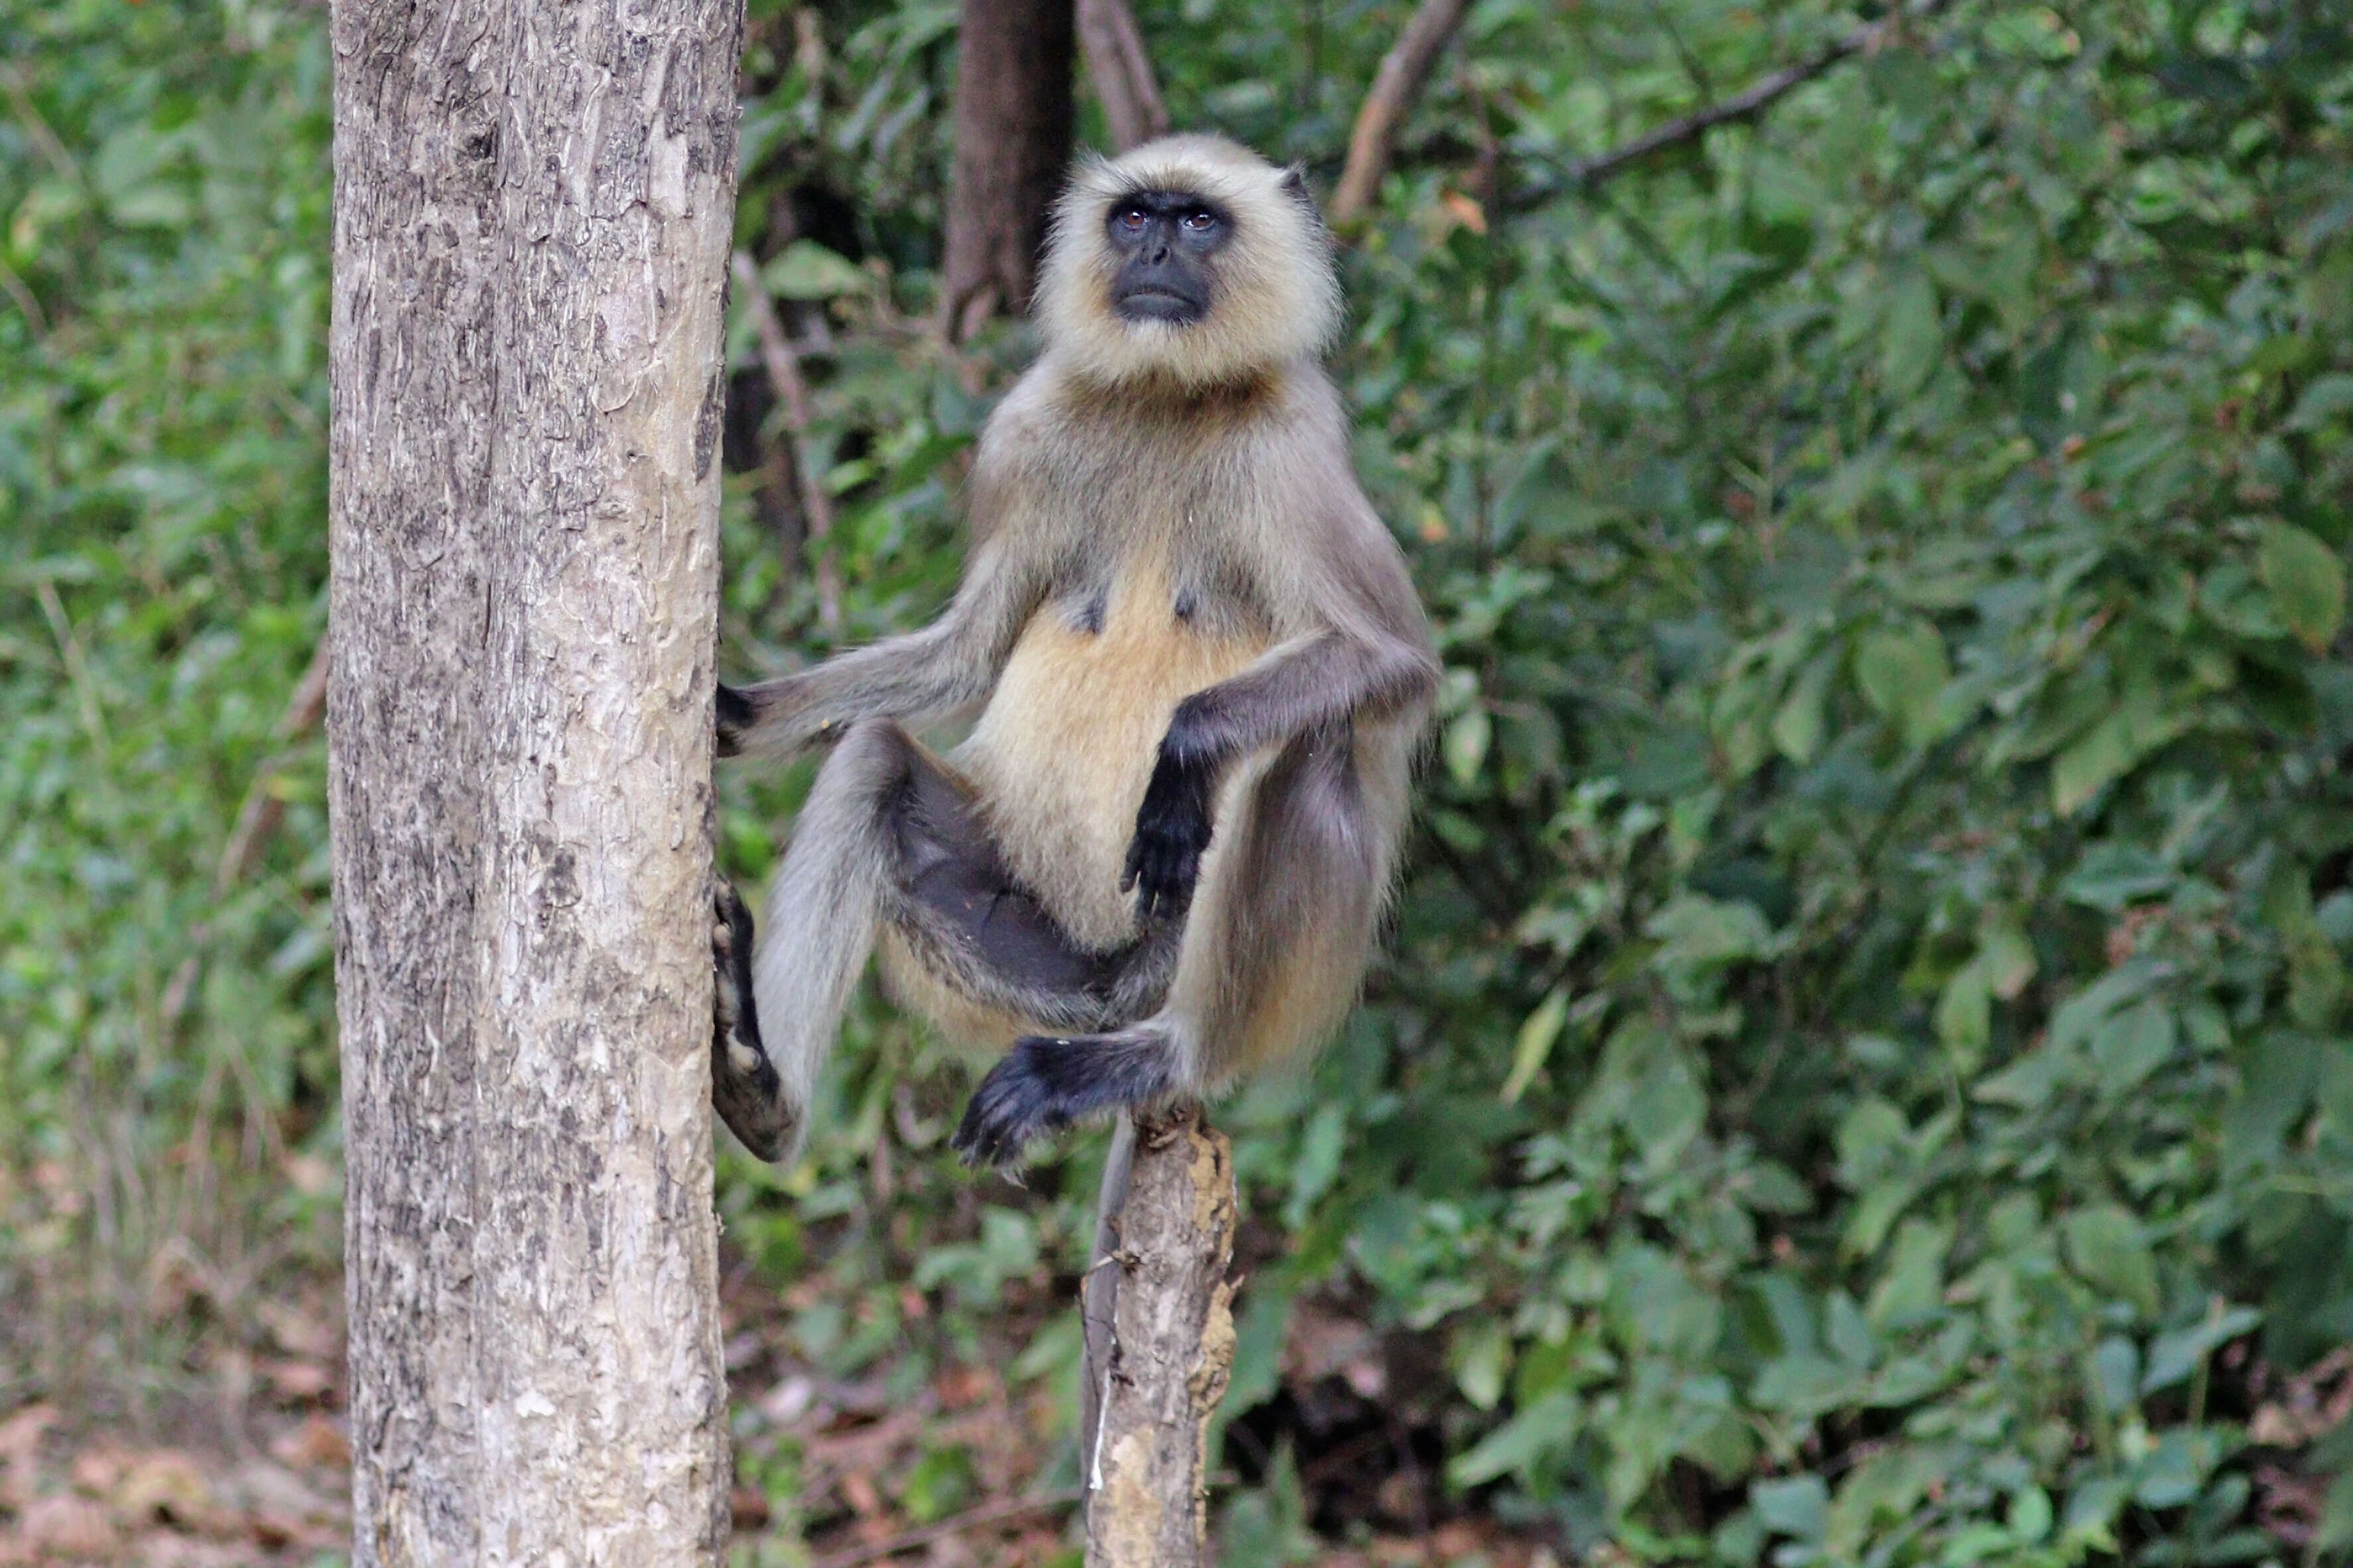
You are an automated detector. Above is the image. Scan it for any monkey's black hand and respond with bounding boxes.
[716,682,755,758]
[712,882,793,1160]
[1122,735,1215,922]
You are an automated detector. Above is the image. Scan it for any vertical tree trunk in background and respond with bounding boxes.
[327,0,742,1561]
[940,0,1075,340]
[1078,0,1169,152]
[1330,0,1468,222]
[1082,1107,1238,1567]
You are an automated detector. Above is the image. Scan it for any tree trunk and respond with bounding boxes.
[327,1,742,1561]
[940,0,1075,340]
[1081,1106,1239,1567]
[1078,0,1169,152]
[1329,0,1468,223]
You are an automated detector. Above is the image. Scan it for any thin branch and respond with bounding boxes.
[1650,0,1716,101]
[808,1490,1083,1568]
[0,62,80,183]
[214,640,330,896]
[36,581,107,753]
[0,260,47,339]
[160,640,330,1030]
[733,249,844,633]
[1330,0,1470,223]
[1079,0,1169,152]
[1512,0,1956,210]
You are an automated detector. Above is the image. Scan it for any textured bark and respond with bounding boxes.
[1082,1107,1238,1568]
[940,0,1075,339]
[1077,0,1168,152]
[327,0,741,1562]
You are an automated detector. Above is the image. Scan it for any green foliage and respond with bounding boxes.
[0,0,334,1403]
[10,0,2353,1560]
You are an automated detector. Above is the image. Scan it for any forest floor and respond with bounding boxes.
[0,1246,1560,1567]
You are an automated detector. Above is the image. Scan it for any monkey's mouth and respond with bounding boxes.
[1115,289,1206,326]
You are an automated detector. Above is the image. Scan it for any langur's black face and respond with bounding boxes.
[1104,190,1230,326]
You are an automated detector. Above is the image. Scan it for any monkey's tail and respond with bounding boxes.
[749,722,904,1160]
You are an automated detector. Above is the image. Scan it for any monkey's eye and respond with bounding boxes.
[1117,207,1148,231]
[1181,210,1218,232]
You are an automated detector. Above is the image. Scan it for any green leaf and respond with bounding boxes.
[1855,619,1952,747]
[1771,652,1835,764]
[2051,711,2134,815]
[1442,707,1491,788]
[762,239,867,299]
[1935,956,1991,1065]
[2087,1000,2177,1094]
[1450,1319,1512,1412]
[2140,1305,2261,1394]
[2259,522,2346,652]
[1447,1390,1582,1486]
[1879,271,1943,395]
[2285,372,2353,430]
[1501,987,1568,1104]
[1752,1475,1830,1543]
[2063,1205,2160,1318]
[1647,894,1775,968]
[2317,1469,2353,1554]
[1864,1217,1951,1327]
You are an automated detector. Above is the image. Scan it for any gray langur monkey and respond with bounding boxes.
[709,134,1437,1170]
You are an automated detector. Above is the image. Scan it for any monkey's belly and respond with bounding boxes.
[953,573,1264,953]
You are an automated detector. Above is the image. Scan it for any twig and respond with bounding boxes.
[808,1490,1084,1568]
[35,581,106,751]
[160,640,330,1030]
[731,249,844,633]
[1080,1112,1138,1472]
[0,62,80,182]
[1078,0,1169,151]
[1512,0,1957,208]
[0,260,47,339]
[1330,0,1470,223]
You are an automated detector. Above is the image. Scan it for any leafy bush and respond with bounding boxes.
[9,0,2353,1560]
[0,0,335,1409]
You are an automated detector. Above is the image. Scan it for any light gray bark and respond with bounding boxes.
[327,1,743,1563]
[1082,1106,1238,1568]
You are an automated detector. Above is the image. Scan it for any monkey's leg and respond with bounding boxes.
[953,733,1385,1170]
[724,717,1173,1161]
[887,756,1181,1034]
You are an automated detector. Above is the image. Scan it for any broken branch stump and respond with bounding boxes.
[1079,1105,1240,1567]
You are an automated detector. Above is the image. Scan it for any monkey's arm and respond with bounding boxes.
[1124,613,1437,917]
[720,532,1049,758]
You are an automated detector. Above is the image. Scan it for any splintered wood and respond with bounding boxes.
[1082,1106,1239,1568]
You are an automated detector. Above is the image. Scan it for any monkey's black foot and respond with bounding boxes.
[716,682,756,758]
[712,882,794,1160]
[950,1029,1177,1172]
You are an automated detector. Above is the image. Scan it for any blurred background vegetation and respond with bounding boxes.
[4,0,2353,1562]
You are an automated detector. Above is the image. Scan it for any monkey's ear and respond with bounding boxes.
[1281,164,1332,233]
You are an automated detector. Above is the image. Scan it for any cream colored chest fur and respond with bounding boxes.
[954,555,1266,951]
